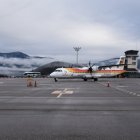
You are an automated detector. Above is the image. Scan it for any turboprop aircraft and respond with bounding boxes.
[50,56,127,82]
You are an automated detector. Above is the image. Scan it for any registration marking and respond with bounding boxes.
[51,88,73,98]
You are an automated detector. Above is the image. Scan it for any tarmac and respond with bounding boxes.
[0,78,140,140]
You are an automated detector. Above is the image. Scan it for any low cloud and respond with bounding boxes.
[0,57,54,75]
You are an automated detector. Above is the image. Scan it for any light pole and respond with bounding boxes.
[73,47,81,64]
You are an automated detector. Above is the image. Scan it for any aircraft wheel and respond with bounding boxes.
[83,78,87,81]
[54,78,57,82]
[94,78,98,82]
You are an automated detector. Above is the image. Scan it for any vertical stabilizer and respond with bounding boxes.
[117,56,125,65]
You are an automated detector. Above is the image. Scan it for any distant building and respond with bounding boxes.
[124,50,139,71]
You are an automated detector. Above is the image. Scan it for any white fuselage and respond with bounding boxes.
[50,67,126,79]
[50,68,87,78]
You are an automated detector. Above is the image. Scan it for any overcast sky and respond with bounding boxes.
[0,0,140,63]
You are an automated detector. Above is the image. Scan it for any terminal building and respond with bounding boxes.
[124,50,139,71]
[124,50,140,77]
[96,50,140,78]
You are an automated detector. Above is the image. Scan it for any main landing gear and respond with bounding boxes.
[83,78,87,81]
[83,77,98,82]
[94,78,98,82]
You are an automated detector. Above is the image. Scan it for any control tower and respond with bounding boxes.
[124,50,139,71]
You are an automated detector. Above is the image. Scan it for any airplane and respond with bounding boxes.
[49,56,127,82]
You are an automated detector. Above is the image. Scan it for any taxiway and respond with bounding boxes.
[0,78,140,140]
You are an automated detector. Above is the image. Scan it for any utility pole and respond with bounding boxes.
[73,47,81,64]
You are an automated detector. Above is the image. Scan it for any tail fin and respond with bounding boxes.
[117,56,125,65]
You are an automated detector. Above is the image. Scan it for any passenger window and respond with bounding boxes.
[55,70,62,72]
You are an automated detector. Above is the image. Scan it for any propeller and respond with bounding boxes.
[88,61,95,74]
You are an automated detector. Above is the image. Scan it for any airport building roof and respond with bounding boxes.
[125,50,139,56]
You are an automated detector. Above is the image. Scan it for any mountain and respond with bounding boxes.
[0,51,30,59]
[0,51,54,76]
[33,61,82,75]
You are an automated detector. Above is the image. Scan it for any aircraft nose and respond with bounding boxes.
[50,72,55,77]
[50,73,53,77]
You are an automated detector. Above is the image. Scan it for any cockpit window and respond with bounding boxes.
[55,70,62,72]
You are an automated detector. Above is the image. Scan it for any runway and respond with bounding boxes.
[0,78,140,140]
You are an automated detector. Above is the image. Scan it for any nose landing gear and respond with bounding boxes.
[54,78,58,82]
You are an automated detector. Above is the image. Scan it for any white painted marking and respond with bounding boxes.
[117,86,128,88]
[105,83,138,97]
[52,91,62,94]
[51,88,73,98]
[57,93,63,98]
[64,91,73,94]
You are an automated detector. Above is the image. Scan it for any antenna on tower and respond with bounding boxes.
[73,47,81,64]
